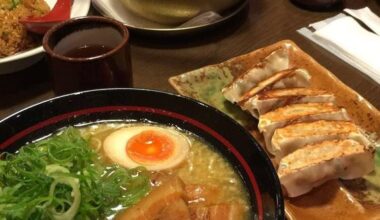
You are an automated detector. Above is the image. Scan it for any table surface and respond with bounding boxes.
[1,0,379,119]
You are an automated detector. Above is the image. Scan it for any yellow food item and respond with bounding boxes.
[103,125,190,171]
[0,0,50,57]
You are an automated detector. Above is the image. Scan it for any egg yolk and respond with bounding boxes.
[126,130,174,164]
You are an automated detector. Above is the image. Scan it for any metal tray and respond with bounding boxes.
[92,0,249,36]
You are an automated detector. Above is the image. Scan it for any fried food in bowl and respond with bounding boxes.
[0,0,50,58]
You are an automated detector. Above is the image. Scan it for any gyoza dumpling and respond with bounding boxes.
[242,88,335,118]
[271,120,372,161]
[222,46,291,103]
[278,139,375,197]
[239,69,311,118]
[258,103,350,154]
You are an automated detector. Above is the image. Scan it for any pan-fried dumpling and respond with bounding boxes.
[239,69,312,118]
[271,120,372,161]
[258,103,350,154]
[278,139,375,197]
[242,88,335,118]
[222,47,290,103]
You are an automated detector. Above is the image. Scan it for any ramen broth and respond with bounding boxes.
[80,122,251,219]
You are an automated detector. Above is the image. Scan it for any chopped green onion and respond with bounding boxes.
[0,127,151,219]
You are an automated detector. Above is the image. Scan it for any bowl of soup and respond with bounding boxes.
[0,88,284,219]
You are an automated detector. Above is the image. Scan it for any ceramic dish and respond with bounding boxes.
[0,88,284,219]
[0,0,91,75]
[91,0,248,36]
[169,40,380,220]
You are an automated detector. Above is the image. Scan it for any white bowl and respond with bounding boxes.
[0,0,91,74]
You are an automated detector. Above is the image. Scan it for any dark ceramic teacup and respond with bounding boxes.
[43,16,132,95]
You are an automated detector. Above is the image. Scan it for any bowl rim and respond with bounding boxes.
[43,16,130,62]
[0,88,285,219]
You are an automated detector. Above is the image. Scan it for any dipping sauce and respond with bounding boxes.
[44,17,133,95]
[63,44,113,58]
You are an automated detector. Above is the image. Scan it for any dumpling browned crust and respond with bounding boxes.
[271,120,372,161]
[222,46,291,103]
[258,103,350,154]
[239,68,311,104]
[242,88,335,118]
[278,139,375,198]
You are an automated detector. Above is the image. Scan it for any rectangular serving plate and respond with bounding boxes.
[169,40,380,220]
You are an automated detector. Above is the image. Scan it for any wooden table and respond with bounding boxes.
[1,0,379,119]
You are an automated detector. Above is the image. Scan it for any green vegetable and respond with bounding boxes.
[0,127,151,220]
[48,175,80,220]
[10,0,21,9]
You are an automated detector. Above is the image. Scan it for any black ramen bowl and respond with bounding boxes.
[0,88,284,219]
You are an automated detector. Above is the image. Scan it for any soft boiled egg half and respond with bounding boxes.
[103,125,190,171]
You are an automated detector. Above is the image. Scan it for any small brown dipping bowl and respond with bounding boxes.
[43,16,132,95]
